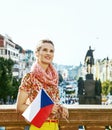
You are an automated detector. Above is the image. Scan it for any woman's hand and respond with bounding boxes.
[59,105,69,122]
[51,103,60,114]
[51,103,69,122]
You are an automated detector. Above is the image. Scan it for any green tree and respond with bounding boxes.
[0,57,14,103]
[108,81,112,95]
[11,77,21,102]
[102,80,110,96]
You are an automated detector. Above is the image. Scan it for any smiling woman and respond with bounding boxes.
[16,39,69,130]
[35,39,55,68]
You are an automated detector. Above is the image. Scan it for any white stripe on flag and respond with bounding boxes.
[22,89,42,122]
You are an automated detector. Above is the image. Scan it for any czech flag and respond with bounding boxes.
[22,88,54,128]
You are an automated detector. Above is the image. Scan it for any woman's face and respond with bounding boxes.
[36,42,54,65]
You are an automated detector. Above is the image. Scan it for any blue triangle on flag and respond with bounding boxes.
[41,89,54,108]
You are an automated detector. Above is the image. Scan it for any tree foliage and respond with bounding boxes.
[11,77,21,100]
[0,57,14,103]
[102,80,112,96]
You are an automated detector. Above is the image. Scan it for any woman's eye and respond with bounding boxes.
[50,50,54,53]
[42,48,54,53]
[43,48,47,51]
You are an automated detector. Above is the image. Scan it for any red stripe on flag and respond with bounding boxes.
[31,104,54,128]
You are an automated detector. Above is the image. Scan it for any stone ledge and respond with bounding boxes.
[0,104,112,130]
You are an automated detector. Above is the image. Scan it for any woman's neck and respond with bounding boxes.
[37,61,49,71]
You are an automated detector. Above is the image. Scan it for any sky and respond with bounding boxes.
[0,0,112,66]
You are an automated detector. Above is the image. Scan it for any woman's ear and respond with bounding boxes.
[35,51,39,57]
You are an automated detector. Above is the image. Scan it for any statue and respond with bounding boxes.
[84,46,95,74]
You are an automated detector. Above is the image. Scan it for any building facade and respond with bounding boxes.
[0,34,35,79]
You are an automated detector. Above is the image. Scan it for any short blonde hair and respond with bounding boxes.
[35,39,54,53]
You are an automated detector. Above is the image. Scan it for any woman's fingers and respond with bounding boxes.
[52,104,60,114]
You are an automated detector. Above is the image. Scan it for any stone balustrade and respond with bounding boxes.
[0,104,112,130]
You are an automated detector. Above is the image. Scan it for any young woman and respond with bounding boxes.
[16,39,69,130]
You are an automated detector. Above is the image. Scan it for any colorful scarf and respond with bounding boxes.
[30,62,58,87]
